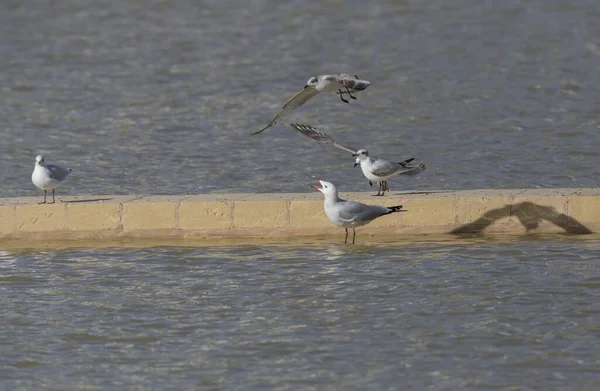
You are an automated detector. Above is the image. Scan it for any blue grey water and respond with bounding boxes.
[0,0,599,196]
[2,238,600,389]
[1,1,600,389]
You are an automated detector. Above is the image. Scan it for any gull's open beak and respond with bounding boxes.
[303,84,309,89]
[351,153,357,157]
[310,177,322,190]
[353,163,359,168]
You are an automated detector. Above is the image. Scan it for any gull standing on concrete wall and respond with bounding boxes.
[291,124,426,196]
[251,74,371,135]
[31,155,72,204]
[312,178,405,244]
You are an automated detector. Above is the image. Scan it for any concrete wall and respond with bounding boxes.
[1,188,599,246]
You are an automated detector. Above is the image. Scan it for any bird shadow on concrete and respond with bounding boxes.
[450,201,593,235]
[61,198,113,203]
[392,190,455,196]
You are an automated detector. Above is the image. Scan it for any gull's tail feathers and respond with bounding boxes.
[400,163,426,176]
[398,158,415,166]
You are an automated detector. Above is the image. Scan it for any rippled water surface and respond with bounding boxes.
[1,237,600,389]
[2,2,599,389]
[0,0,599,197]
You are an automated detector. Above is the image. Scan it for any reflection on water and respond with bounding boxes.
[1,237,600,389]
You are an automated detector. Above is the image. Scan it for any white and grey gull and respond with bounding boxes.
[31,155,72,204]
[312,178,405,244]
[291,124,426,196]
[251,73,371,135]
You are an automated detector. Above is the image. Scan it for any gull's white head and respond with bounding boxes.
[304,76,319,88]
[352,149,369,166]
[311,178,337,198]
[35,155,45,166]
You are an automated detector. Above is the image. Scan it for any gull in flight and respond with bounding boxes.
[251,74,371,135]
[291,124,426,196]
[312,178,405,244]
[31,155,72,204]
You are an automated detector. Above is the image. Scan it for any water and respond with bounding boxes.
[0,0,599,198]
[1,236,600,389]
[2,2,599,389]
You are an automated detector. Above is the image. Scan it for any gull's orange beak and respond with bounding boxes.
[310,177,322,191]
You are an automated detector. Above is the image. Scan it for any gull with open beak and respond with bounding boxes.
[312,178,405,244]
[292,124,426,196]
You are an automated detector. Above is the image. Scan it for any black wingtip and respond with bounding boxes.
[250,127,268,136]
[387,205,405,213]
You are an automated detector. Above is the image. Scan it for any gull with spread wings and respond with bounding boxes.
[251,74,371,135]
[290,124,426,196]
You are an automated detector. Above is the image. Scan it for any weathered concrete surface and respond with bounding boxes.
[0,189,598,246]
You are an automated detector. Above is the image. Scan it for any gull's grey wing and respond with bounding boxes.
[370,158,404,177]
[337,201,390,223]
[46,164,72,181]
[251,88,321,135]
[371,158,426,177]
[289,124,358,154]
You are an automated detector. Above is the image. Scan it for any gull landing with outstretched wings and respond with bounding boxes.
[290,124,426,196]
[251,74,371,135]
